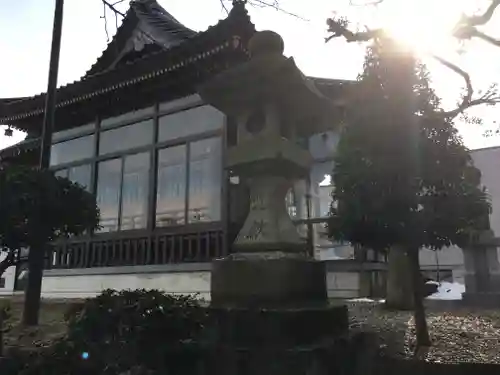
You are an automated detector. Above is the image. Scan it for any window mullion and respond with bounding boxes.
[184,143,191,224]
[147,103,159,231]
[117,157,126,231]
[91,115,100,196]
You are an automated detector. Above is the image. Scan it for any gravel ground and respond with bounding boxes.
[347,301,500,364]
[2,298,500,363]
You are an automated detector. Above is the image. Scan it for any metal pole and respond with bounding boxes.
[22,0,64,326]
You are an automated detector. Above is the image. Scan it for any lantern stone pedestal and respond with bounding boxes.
[198,30,357,375]
[206,254,351,375]
[462,230,500,308]
[211,255,328,308]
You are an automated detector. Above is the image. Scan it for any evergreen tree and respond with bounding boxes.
[329,37,490,349]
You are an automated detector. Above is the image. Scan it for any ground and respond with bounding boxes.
[348,300,500,363]
[0,296,78,350]
[1,297,500,363]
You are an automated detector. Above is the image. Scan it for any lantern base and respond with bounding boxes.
[211,255,328,309]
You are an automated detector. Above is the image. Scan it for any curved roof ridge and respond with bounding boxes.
[84,0,196,78]
[130,0,196,47]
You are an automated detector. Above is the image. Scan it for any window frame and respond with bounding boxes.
[48,95,226,237]
[155,135,223,228]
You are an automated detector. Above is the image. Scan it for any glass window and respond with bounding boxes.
[156,145,187,227]
[188,137,222,223]
[54,165,91,191]
[54,169,68,179]
[120,153,150,230]
[308,131,338,160]
[52,123,95,142]
[158,95,201,113]
[68,164,92,191]
[100,106,154,128]
[286,188,297,218]
[99,120,153,155]
[96,158,122,232]
[158,106,224,142]
[50,135,95,166]
[286,180,308,220]
[314,225,354,260]
[310,161,334,218]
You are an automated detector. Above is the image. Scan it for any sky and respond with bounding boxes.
[1,0,500,151]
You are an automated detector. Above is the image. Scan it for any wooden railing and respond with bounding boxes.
[46,228,225,270]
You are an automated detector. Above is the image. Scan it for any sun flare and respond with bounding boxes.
[375,0,468,55]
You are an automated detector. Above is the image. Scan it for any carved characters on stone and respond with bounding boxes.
[249,193,265,211]
[243,219,267,241]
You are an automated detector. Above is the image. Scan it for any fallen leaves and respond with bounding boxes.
[348,301,500,363]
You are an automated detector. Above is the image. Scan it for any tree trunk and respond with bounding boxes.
[407,247,431,351]
[0,311,3,357]
[385,245,413,310]
[22,244,46,326]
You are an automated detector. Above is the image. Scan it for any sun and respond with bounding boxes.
[375,0,467,55]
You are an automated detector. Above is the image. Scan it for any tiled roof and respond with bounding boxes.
[0,75,355,163]
[85,0,196,77]
[0,1,254,127]
[132,0,196,46]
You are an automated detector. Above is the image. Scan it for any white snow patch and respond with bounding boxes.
[426,282,465,300]
[348,298,386,303]
[426,280,440,286]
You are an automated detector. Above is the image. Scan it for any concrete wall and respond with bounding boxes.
[41,269,362,300]
[326,272,360,298]
[39,266,369,300]
[420,246,465,283]
[39,264,212,300]
[0,261,383,300]
[416,146,500,284]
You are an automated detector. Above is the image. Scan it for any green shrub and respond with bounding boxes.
[18,289,208,375]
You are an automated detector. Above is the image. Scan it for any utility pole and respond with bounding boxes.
[22,0,64,326]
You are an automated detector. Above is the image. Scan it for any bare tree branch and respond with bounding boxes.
[346,0,500,27]
[102,0,125,17]
[248,0,309,20]
[335,0,500,48]
[102,4,110,42]
[431,55,500,118]
[452,0,500,48]
[218,0,307,20]
[326,17,384,43]
[325,17,500,120]
[431,55,472,117]
[220,0,230,14]
[467,28,500,47]
[101,0,125,43]
[458,0,500,27]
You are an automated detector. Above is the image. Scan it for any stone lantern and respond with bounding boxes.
[200,30,342,307]
[198,30,349,374]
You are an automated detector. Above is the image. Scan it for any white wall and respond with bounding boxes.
[40,270,211,300]
[0,253,16,295]
[37,269,361,300]
[326,272,360,298]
